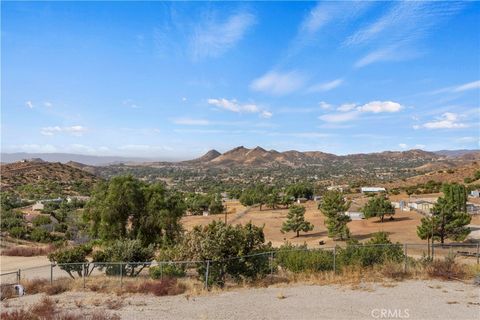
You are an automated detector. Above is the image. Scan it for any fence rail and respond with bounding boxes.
[1,242,479,291]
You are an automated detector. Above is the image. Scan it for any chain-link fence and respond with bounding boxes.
[1,242,479,294]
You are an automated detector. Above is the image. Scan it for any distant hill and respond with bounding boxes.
[434,149,480,158]
[0,153,171,166]
[0,160,99,196]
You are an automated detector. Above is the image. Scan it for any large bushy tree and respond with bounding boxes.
[319,191,351,240]
[85,176,186,246]
[281,205,314,237]
[362,195,395,223]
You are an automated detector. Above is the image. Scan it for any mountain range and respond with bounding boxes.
[2,147,479,168]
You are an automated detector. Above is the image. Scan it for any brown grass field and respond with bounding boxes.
[182,200,426,248]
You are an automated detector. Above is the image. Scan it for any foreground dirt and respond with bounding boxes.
[2,280,478,320]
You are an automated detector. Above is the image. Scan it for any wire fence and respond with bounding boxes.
[1,242,479,293]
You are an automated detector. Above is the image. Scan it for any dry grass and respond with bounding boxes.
[0,296,120,320]
[22,278,71,296]
[2,245,55,257]
[426,256,467,280]
[122,278,186,296]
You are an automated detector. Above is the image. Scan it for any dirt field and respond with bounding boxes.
[182,201,425,247]
[2,280,478,319]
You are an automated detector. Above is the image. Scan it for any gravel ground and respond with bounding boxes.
[2,280,479,320]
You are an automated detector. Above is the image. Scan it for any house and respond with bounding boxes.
[470,190,480,198]
[392,200,410,211]
[409,200,434,214]
[313,195,322,202]
[345,211,364,220]
[327,186,344,192]
[361,187,386,193]
[66,196,90,203]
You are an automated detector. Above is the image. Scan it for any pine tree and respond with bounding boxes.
[319,191,351,240]
[281,205,314,237]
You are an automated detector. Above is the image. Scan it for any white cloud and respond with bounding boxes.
[357,101,402,113]
[207,98,272,118]
[13,144,57,153]
[453,80,480,92]
[25,101,34,109]
[319,100,403,122]
[181,97,188,102]
[40,125,87,136]
[414,112,467,129]
[250,70,305,95]
[347,2,464,67]
[260,111,273,119]
[173,118,210,126]
[307,78,343,92]
[117,144,173,152]
[44,101,53,107]
[399,143,408,149]
[337,103,357,112]
[191,11,255,60]
[319,101,333,110]
[319,111,360,123]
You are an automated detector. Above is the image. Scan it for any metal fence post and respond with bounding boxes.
[50,264,54,284]
[82,263,86,289]
[403,244,407,273]
[333,247,336,274]
[17,269,21,283]
[477,243,479,265]
[120,263,123,288]
[160,262,163,279]
[270,252,274,276]
[205,260,210,290]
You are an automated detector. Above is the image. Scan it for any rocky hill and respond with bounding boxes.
[0,160,99,196]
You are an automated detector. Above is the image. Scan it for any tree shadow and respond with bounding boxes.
[353,231,393,241]
[371,216,412,224]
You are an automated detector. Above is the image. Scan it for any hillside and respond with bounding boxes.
[0,160,99,197]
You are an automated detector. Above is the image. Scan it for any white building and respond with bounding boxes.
[361,187,386,193]
[345,211,364,220]
[470,190,480,198]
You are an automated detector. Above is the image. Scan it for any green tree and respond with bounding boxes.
[416,216,436,257]
[280,194,294,208]
[281,205,314,237]
[266,190,281,209]
[428,184,471,244]
[48,245,92,279]
[319,191,351,240]
[362,195,395,223]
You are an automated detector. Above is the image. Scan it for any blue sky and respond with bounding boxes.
[2,1,479,160]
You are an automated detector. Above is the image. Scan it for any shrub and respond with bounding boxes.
[45,281,70,295]
[8,226,29,239]
[123,278,185,296]
[149,264,186,279]
[426,255,466,280]
[337,233,404,268]
[276,244,333,273]
[30,227,51,243]
[30,296,56,319]
[92,239,154,277]
[180,221,272,286]
[22,278,50,294]
[48,245,92,279]
[32,215,52,226]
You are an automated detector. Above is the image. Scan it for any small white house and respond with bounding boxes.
[345,211,364,220]
[470,190,480,198]
[313,195,322,202]
[361,187,386,193]
[66,196,90,203]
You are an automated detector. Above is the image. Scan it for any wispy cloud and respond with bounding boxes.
[250,70,305,95]
[122,99,141,109]
[349,2,464,67]
[40,125,87,136]
[414,112,468,129]
[191,11,255,60]
[319,101,403,123]
[207,98,273,118]
[43,101,53,107]
[25,101,34,109]
[307,78,343,93]
[428,80,480,95]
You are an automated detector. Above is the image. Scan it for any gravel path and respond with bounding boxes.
[2,280,479,319]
